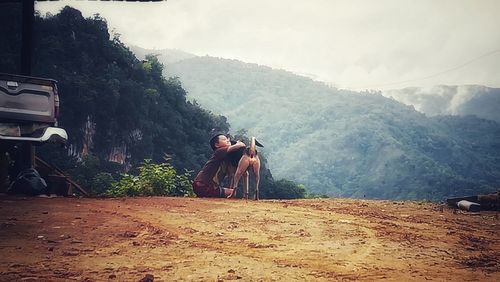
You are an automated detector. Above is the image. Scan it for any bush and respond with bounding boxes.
[107,174,141,197]
[262,178,307,199]
[106,159,194,197]
[90,172,115,196]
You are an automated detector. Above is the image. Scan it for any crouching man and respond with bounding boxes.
[192,134,245,198]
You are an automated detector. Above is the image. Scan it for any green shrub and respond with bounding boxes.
[90,172,115,195]
[106,159,194,197]
[107,174,141,197]
[261,178,307,199]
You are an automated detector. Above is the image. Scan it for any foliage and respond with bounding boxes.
[107,174,140,197]
[106,159,193,197]
[261,179,307,199]
[90,172,115,196]
[305,192,330,199]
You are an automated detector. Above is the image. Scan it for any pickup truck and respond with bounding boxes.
[1,73,69,193]
[0,73,67,144]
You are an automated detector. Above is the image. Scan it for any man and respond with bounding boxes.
[192,134,245,197]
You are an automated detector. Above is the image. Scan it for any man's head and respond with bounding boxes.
[210,134,230,151]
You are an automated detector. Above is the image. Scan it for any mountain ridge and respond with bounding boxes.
[147,52,500,200]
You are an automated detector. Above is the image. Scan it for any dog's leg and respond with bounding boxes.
[252,157,261,200]
[228,156,250,198]
[243,171,249,200]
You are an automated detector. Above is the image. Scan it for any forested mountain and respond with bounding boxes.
[27,7,230,172]
[382,85,500,123]
[160,55,500,200]
[0,5,307,198]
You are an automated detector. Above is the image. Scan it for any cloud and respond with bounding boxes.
[36,0,500,90]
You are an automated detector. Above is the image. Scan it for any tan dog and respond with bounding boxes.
[227,137,263,200]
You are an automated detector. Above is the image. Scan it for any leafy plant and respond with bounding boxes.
[90,172,115,196]
[107,174,141,197]
[106,159,194,197]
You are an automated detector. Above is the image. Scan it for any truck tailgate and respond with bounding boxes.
[0,73,57,124]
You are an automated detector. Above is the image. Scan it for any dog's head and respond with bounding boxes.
[230,138,264,148]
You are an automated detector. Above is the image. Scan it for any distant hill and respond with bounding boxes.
[155,55,500,200]
[128,45,196,66]
[383,85,500,123]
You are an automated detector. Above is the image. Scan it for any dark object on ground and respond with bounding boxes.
[447,190,500,211]
[138,274,154,282]
[478,191,500,210]
[7,168,47,196]
[35,156,88,196]
[457,200,481,212]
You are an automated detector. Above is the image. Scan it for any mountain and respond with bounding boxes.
[128,45,196,66]
[382,85,500,123]
[157,55,500,200]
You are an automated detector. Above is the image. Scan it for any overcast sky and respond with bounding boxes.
[36,0,500,91]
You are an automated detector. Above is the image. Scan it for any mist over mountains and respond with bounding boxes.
[382,85,500,123]
[132,48,500,200]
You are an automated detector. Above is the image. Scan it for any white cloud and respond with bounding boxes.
[36,0,500,90]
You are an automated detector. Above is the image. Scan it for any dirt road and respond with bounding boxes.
[0,196,499,281]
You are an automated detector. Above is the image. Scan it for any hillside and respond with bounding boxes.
[383,85,500,123]
[162,56,500,200]
[1,196,499,281]
[128,45,196,66]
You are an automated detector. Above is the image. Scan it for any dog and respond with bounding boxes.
[226,137,263,200]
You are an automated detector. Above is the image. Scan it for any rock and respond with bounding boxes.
[138,274,154,282]
[62,250,79,256]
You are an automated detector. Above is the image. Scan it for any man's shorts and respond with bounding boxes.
[192,181,224,198]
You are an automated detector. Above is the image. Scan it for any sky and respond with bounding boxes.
[36,0,500,91]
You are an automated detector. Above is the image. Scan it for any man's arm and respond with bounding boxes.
[227,141,245,153]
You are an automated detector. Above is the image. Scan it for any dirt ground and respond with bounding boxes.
[0,196,499,281]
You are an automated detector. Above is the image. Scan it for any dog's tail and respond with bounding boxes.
[249,137,263,158]
[255,138,264,148]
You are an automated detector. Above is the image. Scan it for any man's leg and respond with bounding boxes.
[193,181,233,198]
